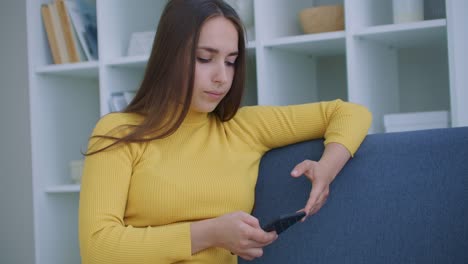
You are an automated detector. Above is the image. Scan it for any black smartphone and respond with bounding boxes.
[261,211,306,235]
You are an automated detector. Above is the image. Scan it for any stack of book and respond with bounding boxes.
[41,0,98,64]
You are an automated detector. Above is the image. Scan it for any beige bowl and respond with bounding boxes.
[299,5,345,34]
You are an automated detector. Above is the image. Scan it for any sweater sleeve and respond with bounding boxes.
[79,113,192,264]
[229,99,372,156]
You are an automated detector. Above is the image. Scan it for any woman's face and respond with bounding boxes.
[190,16,239,113]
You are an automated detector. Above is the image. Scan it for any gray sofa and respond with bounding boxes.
[240,127,468,264]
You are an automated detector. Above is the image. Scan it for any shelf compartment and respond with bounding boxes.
[347,35,450,133]
[38,194,81,264]
[347,0,446,28]
[256,0,345,40]
[355,19,446,48]
[259,46,347,106]
[30,75,99,187]
[264,31,346,56]
[98,0,165,59]
[36,61,99,78]
[45,184,80,194]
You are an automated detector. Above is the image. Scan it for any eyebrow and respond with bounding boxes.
[197,46,239,56]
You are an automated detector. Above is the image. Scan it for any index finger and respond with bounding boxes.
[247,227,277,244]
[242,213,261,229]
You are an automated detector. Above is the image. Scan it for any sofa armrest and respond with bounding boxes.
[241,127,468,264]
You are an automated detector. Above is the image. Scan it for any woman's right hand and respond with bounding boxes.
[192,211,277,260]
[211,211,278,260]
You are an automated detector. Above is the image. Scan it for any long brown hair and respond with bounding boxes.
[85,0,246,155]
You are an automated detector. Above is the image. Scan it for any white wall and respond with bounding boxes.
[0,0,35,263]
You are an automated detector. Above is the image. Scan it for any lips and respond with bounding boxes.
[204,91,225,99]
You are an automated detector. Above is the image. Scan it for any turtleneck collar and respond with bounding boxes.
[182,110,210,125]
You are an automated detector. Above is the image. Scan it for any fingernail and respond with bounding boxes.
[291,170,298,176]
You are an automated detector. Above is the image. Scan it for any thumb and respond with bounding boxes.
[305,184,322,214]
[291,160,312,178]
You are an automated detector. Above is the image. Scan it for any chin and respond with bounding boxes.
[193,104,218,113]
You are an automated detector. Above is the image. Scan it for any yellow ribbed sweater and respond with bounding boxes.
[79,99,372,264]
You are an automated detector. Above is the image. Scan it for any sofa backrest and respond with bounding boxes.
[241,127,468,264]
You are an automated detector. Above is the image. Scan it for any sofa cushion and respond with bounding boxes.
[241,127,468,264]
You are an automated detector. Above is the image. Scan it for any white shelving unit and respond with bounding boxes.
[25,0,467,263]
[45,184,81,193]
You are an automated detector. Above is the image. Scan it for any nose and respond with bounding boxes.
[213,61,228,85]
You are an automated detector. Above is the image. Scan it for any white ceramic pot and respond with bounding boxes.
[69,160,84,184]
[392,0,424,24]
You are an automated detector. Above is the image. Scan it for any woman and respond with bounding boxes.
[78,0,372,263]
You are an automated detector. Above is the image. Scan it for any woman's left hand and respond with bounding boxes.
[290,159,336,220]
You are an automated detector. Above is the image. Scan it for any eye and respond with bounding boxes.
[225,61,236,67]
[226,57,237,67]
[197,57,211,63]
